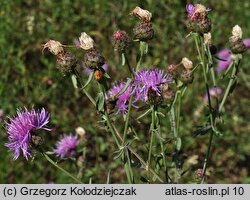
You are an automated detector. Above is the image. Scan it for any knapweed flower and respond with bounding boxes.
[107,82,136,114]
[186,3,211,33]
[54,135,78,159]
[5,108,50,160]
[243,38,250,48]
[216,49,232,72]
[133,69,172,103]
[107,82,138,114]
[204,87,222,102]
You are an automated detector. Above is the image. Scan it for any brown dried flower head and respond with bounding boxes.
[131,6,152,22]
[43,40,64,56]
[79,32,95,50]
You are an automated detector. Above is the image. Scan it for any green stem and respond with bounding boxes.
[123,95,133,142]
[147,105,156,182]
[195,34,216,183]
[219,59,238,112]
[43,153,82,183]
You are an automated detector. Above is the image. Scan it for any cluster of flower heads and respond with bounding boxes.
[5,108,50,160]
[106,69,173,114]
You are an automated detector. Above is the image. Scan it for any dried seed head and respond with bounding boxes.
[181,57,193,70]
[232,25,242,39]
[112,30,130,51]
[79,32,95,50]
[75,127,86,138]
[94,69,103,81]
[194,4,207,14]
[204,32,212,45]
[43,40,64,56]
[131,6,152,22]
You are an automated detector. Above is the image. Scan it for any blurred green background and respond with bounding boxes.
[0,0,250,183]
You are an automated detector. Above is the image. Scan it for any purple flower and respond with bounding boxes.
[216,49,233,73]
[133,69,172,102]
[54,135,78,159]
[204,87,223,102]
[83,63,108,76]
[186,4,196,18]
[5,108,50,160]
[243,38,250,49]
[107,82,138,114]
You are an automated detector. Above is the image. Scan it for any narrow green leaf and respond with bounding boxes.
[82,71,94,89]
[122,53,126,66]
[96,92,105,111]
[114,78,132,98]
[175,137,182,152]
[136,109,151,120]
[71,74,78,88]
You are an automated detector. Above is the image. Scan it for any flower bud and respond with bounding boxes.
[43,40,64,56]
[56,52,77,75]
[79,32,95,50]
[195,169,203,178]
[84,48,105,70]
[167,64,176,75]
[133,21,154,41]
[147,87,162,105]
[112,30,130,51]
[229,25,246,54]
[94,69,103,81]
[181,57,193,70]
[131,7,152,22]
[161,84,176,104]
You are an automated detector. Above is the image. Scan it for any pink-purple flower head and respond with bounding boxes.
[186,4,211,21]
[243,38,250,49]
[204,87,223,102]
[186,4,196,18]
[54,135,78,159]
[133,69,172,102]
[107,82,138,115]
[216,49,233,73]
[5,108,50,160]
